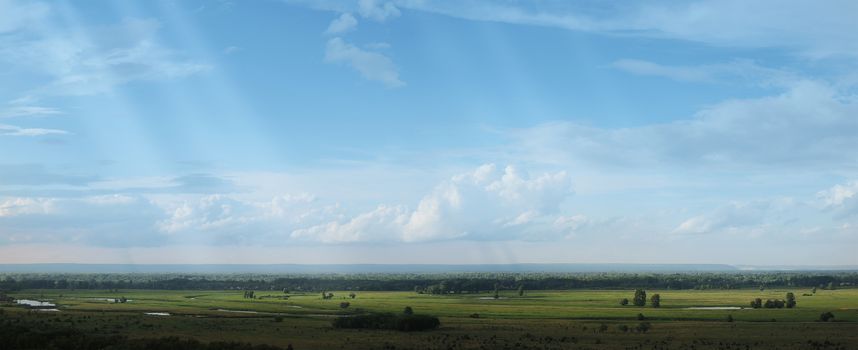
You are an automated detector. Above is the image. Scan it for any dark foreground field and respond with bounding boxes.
[2,288,857,349]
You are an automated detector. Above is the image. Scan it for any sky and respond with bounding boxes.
[1,0,857,265]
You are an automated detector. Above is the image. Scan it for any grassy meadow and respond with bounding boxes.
[3,287,857,349]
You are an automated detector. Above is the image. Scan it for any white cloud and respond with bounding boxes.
[508,80,858,169]
[0,194,165,246]
[294,164,575,243]
[325,13,358,34]
[0,0,49,33]
[0,13,210,96]
[0,105,62,118]
[291,205,408,243]
[358,0,400,21]
[673,199,798,236]
[0,124,68,136]
[818,181,858,218]
[325,37,404,87]
[395,0,858,58]
[611,59,799,86]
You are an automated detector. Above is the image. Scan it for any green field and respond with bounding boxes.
[4,288,858,349]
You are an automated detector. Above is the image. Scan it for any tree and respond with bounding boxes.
[750,298,762,309]
[633,289,647,307]
[349,292,356,299]
[726,314,733,322]
[403,306,414,315]
[637,313,645,321]
[636,322,651,333]
[811,286,817,294]
[339,302,350,309]
[650,294,661,308]
[819,312,835,322]
[785,292,796,308]
[620,298,629,306]
[517,284,525,297]
[493,283,500,299]
[827,282,836,290]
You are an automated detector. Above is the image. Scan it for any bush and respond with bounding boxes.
[331,313,440,332]
[637,313,645,321]
[819,312,835,322]
[619,298,629,306]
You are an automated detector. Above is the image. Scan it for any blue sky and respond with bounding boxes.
[1,0,857,265]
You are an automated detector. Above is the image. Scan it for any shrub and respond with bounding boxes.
[331,313,440,332]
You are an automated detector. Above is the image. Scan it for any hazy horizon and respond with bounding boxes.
[1,0,857,265]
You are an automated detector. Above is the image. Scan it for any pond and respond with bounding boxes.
[16,299,56,307]
[216,309,260,314]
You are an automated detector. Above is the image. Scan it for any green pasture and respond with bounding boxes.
[3,288,857,349]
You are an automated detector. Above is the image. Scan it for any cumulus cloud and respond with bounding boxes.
[293,164,575,243]
[325,37,404,87]
[325,13,358,34]
[818,181,858,218]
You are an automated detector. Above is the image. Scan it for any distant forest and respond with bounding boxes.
[1,272,856,292]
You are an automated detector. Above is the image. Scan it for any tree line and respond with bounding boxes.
[1,271,855,292]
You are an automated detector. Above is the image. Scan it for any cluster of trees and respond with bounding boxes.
[0,318,288,350]
[749,292,796,309]
[620,290,660,307]
[331,307,440,332]
[242,290,255,299]
[1,271,856,292]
